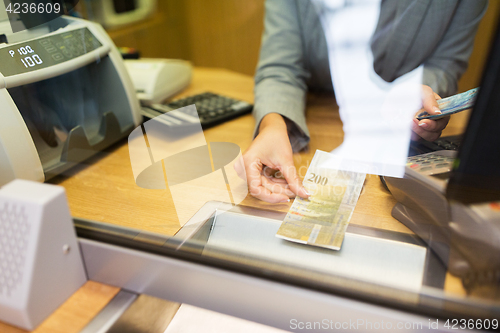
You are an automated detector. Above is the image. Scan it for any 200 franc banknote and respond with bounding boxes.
[276,150,366,250]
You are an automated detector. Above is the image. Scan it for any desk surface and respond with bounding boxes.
[0,67,471,332]
[54,67,468,235]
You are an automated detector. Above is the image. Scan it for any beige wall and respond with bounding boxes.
[104,0,499,88]
[458,0,500,92]
[182,0,265,76]
[105,0,265,76]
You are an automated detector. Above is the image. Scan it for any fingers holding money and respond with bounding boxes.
[242,113,309,203]
[245,158,291,203]
[421,85,441,115]
[412,85,449,141]
[262,172,296,198]
[412,117,449,141]
[279,163,310,199]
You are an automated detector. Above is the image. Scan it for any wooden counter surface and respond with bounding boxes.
[1,67,469,332]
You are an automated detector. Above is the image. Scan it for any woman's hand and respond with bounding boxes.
[238,113,309,203]
[411,85,450,141]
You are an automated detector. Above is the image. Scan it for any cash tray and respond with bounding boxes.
[173,201,446,292]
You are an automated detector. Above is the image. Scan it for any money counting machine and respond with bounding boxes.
[0,15,142,186]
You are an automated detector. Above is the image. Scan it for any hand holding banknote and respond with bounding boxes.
[276,150,365,250]
[240,86,446,203]
[237,113,309,203]
[411,85,450,142]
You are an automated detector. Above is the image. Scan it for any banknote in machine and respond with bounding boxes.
[276,150,366,250]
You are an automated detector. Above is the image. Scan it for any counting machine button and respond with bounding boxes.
[435,163,450,168]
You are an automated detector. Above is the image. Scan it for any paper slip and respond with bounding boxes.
[313,0,423,177]
[276,150,365,250]
[164,304,290,333]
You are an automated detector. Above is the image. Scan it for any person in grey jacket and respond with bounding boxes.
[241,0,488,203]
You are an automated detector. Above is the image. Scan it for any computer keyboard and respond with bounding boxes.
[140,92,253,129]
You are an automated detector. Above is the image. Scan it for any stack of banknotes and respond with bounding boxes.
[276,150,366,250]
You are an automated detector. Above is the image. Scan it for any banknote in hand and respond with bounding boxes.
[276,150,366,250]
[416,87,479,121]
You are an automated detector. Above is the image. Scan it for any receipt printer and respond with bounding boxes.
[0,16,142,186]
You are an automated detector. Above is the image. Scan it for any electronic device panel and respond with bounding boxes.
[0,28,102,77]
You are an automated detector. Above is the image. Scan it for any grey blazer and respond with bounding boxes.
[253,0,488,151]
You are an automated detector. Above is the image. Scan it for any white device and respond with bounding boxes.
[0,179,87,330]
[124,58,192,105]
[88,0,157,28]
[0,1,7,26]
[386,150,500,278]
[0,16,142,187]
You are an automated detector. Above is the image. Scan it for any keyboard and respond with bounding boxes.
[140,92,253,129]
[406,151,456,176]
[409,135,462,156]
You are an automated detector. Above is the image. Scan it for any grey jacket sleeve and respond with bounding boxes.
[422,1,488,97]
[253,0,311,152]
[253,0,487,152]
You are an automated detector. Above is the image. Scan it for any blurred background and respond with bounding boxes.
[76,0,499,93]
[79,0,264,76]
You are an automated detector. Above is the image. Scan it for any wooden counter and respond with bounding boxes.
[1,67,468,332]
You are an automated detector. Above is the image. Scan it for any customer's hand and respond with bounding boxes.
[238,113,309,203]
[411,85,450,141]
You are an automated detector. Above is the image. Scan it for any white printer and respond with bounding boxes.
[0,15,142,186]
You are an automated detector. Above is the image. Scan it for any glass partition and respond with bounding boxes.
[2,1,500,330]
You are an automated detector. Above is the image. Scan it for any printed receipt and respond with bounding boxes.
[314,0,423,177]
